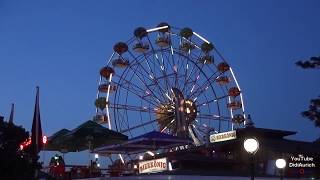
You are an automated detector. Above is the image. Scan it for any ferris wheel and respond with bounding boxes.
[94,23,246,146]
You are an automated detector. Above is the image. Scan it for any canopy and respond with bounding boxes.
[45,129,71,151]
[45,121,128,152]
[94,131,192,154]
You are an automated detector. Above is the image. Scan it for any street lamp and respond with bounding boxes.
[94,153,99,164]
[243,138,259,180]
[276,158,286,180]
[244,138,259,154]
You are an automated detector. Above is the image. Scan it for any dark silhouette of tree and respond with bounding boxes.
[295,56,320,131]
[0,120,38,179]
[301,98,320,128]
[296,56,320,69]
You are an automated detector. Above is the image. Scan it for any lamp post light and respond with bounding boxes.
[243,138,259,180]
[276,158,286,180]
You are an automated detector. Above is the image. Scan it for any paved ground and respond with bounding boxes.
[80,175,312,180]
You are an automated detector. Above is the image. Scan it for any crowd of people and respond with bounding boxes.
[48,154,101,179]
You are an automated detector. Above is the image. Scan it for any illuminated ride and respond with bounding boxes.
[94,23,246,150]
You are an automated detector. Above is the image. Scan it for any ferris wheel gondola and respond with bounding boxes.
[94,23,247,146]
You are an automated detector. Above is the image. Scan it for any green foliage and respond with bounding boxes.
[301,97,320,128]
[295,56,320,130]
[0,120,39,179]
[296,56,320,69]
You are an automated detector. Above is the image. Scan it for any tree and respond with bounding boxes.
[301,98,320,128]
[0,120,38,179]
[296,56,320,69]
[295,56,320,130]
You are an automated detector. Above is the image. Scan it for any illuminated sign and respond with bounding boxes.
[139,157,167,174]
[43,135,47,144]
[210,130,236,143]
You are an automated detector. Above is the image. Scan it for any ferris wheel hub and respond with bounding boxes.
[155,88,197,137]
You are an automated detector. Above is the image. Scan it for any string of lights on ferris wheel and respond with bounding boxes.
[94,23,247,141]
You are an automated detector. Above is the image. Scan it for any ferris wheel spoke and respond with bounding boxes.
[115,66,161,107]
[182,62,190,95]
[180,54,195,92]
[114,107,131,135]
[185,60,205,94]
[114,81,159,107]
[176,47,197,92]
[167,39,180,89]
[142,53,170,103]
[120,119,156,133]
[109,104,156,113]
[181,60,198,93]
[165,53,178,89]
[160,120,175,133]
[167,33,178,84]
[120,114,175,133]
[183,65,208,98]
[213,47,228,62]
[114,74,147,95]
[177,51,192,90]
[196,114,231,121]
[157,50,175,100]
[158,50,175,91]
[113,77,145,98]
[147,48,171,94]
[187,71,222,99]
[130,60,151,83]
[127,63,166,104]
[196,94,229,107]
[128,52,169,103]
[175,50,184,90]
[109,103,166,114]
[202,91,214,127]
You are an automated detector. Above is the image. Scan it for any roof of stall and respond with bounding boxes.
[94,131,192,154]
[44,120,128,152]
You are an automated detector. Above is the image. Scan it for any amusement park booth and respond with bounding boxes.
[94,126,319,178]
[153,126,320,178]
[44,120,128,179]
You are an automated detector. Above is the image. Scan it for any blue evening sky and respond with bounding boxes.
[1,0,319,165]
